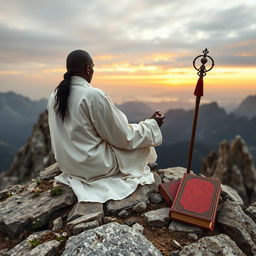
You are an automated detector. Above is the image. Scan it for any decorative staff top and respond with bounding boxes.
[192,48,214,97]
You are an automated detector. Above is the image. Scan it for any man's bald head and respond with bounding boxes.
[66,50,93,72]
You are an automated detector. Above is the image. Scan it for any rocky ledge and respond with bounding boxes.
[0,165,256,256]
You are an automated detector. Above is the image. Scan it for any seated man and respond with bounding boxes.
[47,49,165,203]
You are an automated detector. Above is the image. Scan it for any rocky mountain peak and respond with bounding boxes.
[234,94,256,119]
[202,135,256,204]
[0,110,54,189]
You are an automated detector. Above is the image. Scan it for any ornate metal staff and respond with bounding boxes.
[186,49,214,173]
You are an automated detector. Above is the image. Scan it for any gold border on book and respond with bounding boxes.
[171,174,221,221]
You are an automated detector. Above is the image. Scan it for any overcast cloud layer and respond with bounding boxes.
[1,0,256,67]
[0,0,255,105]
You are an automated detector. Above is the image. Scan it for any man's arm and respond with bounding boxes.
[87,90,163,150]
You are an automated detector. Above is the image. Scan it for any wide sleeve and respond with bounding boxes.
[86,90,162,150]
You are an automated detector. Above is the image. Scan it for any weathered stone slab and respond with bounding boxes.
[220,184,244,206]
[144,208,170,227]
[39,163,61,181]
[62,222,162,256]
[67,212,102,227]
[72,220,99,235]
[106,173,161,215]
[178,234,245,256]
[0,184,76,238]
[6,230,60,256]
[67,202,103,222]
[0,185,24,201]
[169,221,203,234]
[218,200,256,255]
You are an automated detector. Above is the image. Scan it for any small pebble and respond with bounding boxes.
[188,233,198,240]
[118,209,129,218]
[149,193,163,204]
[133,202,147,213]
[52,217,63,231]
[171,240,182,249]
[132,223,144,233]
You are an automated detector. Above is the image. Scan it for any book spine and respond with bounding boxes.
[170,174,187,211]
[159,184,172,206]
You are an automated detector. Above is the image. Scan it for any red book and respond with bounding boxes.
[158,179,181,206]
[170,173,221,230]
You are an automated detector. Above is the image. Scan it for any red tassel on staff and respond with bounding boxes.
[194,77,204,97]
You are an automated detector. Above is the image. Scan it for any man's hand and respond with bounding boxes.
[151,110,165,127]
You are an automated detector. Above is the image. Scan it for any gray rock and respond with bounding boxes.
[149,193,163,204]
[67,202,103,222]
[6,230,60,256]
[0,184,76,238]
[218,200,256,255]
[39,163,61,181]
[106,173,161,215]
[72,220,99,235]
[118,209,129,218]
[178,234,245,256]
[169,221,203,234]
[171,240,182,249]
[26,182,38,193]
[52,217,63,231]
[29,240,60,256]
[188,233,198,240]
[0,249,8,256]
[132,223,144,233]
[103,216,117,224]
[0,185,24,201]
[0,111,55,189]
[132,202,147,212]
[62,222,162,256]
[245,203,256,223]
[157,167,192,183]
[202,136,256,205]
[144,208,170,227]
[221,184,244,206]
[67,212,102,227]
[169,250,180,256]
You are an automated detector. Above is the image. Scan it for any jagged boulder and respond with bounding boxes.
[0,110,54,189]
[6,230,61,256]
[218,200,256,255]
[62,222,162,256]
[178,234,245,256]
[202,136,256,204]
[0,183,76,238]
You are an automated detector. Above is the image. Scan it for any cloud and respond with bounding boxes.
[0,0,256,70]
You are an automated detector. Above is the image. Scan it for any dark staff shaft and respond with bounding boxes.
[186,96,201,173]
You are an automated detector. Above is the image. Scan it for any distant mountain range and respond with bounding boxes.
[0,92,255,173]
[0,92,47,172]
[234,95,256,119]
[157,102,256,171]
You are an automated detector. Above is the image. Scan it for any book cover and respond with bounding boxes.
[158,179,181,206]
[170,173,221,230]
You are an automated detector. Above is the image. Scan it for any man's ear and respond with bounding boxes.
[85,65,90,75]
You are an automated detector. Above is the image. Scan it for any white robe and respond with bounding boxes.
[47,76,162,203]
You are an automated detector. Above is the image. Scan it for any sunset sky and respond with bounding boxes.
[0,0,255,110]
